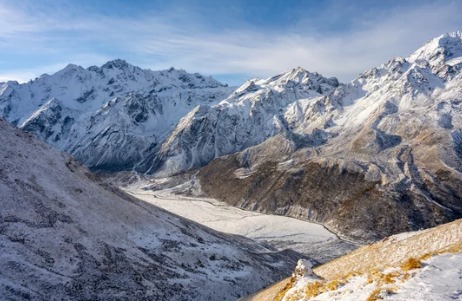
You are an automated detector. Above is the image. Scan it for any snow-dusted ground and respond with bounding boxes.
[126,188,356,263]
[0,119,303,301]
[386,253,462,301]
[273,218,462,301]
[281,253,462,301]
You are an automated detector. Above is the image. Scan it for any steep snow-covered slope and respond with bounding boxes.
[199,32,462,241]
[0,119,301,301]
[0,60,233,172]
[244,218,462,301]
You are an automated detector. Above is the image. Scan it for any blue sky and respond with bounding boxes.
[0,0,461,85]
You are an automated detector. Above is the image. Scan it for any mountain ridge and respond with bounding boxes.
[2,31,462,241]
[0,60,234,172]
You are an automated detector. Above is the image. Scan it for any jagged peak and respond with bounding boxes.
[354,31,462,84]
[281,66,313,81]
[64,63,80,70]
[274,67,339,87]
[157,67,226,88]
[258,67,340,93]
[59,63,85,74]
[447,30,462,38]
[50,63,85,79]
[234,80,260,94]
[356,56,409,81]
[409,30,462,65]
[3,80,20,86]
[101,59,132,70]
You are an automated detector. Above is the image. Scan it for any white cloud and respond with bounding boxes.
[1,1,461,84]
[129,1,460,82]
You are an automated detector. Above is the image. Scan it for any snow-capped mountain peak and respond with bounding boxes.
[0,31,461,257]
[255,67,339,93]
[409,31,462,67]
[194,31,462,244]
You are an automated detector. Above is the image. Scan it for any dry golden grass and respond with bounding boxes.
[400,257,422,271]
[325,279,341,291]
[304,281,324,299]
[314,219,462,280]
[275,276,296,301]
[381,272,399,284]
[255,219,462,301]
[275,280,343,301]
[367,270,399,288]
[440,240,462,254]
[366,288,383,301]
[401,272,411,282]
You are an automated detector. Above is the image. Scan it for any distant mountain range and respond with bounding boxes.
[2,31,462,241]
[0,59,233,172]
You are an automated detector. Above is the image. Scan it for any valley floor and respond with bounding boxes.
[126,188,356,263]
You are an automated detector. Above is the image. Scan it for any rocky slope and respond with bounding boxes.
[0,119,301,301]
[198,32,462,241]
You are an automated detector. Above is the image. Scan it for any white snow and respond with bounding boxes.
[447,56,462,66]
[386,253,462,301]
[0,59,235,174]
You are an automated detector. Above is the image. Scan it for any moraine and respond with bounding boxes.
[125,187,357,263]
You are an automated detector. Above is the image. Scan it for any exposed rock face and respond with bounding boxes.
[199,153,460,241]
[0,119,301,301]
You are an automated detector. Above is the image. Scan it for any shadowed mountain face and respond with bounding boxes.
[0,119,301,301]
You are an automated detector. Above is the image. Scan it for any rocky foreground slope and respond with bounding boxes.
[244,218,462,301]
[0,119,301,301]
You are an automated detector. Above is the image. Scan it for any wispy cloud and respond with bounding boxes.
[0,0,461,85]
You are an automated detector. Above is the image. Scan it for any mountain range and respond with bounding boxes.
[2,32,462,241]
